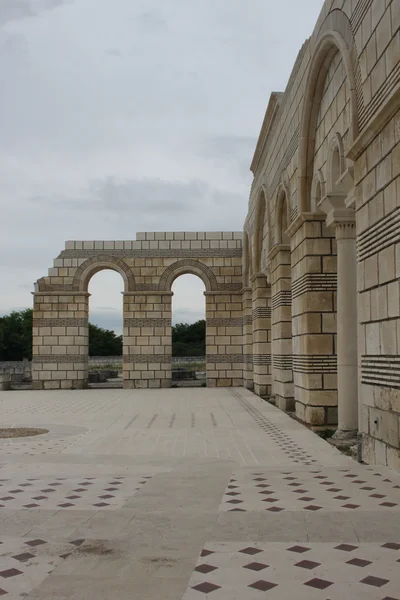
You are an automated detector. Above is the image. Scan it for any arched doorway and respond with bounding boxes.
[171,274,206,387]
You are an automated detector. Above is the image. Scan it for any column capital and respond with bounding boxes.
[319,193,355,230]
[335,221,356,240]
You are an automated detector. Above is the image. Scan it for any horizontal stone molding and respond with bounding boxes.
[361,355,400,389]
[33,318,87,327]
[357,206,400,262]
[207,317,243,327]
[252,307,272,319]
[206,354,243,364]
[123,354,172,364]
[124,318,170,327]
[271,291,292,309]
[291,273,337,299]
[293,355,337,374]
[60,248,242,259]
[253,354,272,366]
[273,355,293,370]
[243,315,253,325]
[32,355,88,364]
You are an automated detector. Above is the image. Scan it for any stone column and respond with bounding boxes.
[242,287,254,390]
[334,220,358,436]
[32,292,89,389]
[269,247,294,410]
[251,274,272,398]
[122,292,172,389]
[205,292,243,387]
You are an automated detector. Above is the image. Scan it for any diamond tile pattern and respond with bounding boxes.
[219,468,400,512]
[0,475,152,511]
[183,542,400,599]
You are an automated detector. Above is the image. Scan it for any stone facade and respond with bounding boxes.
[32,232,243,390]
[31,0,400,471]
[245,0,400,469]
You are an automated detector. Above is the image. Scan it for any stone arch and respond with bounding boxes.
[158,259,218,292]
[253,185,271,274]
[311,169,325,212]
[72,255,135,292]
[327,133,346,192]
[298,10,361,212]
[275,179,291,245]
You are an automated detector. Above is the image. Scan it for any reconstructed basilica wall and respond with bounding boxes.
[32,0,400,470]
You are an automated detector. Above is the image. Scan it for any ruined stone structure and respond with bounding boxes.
[32,232,243,390]
[33,0,400,469]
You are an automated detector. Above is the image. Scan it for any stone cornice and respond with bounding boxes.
[250,92,283,176]
[267,244,291,261]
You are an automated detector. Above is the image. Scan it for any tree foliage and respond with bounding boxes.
[172,320,205,357]
[0,309,123,360]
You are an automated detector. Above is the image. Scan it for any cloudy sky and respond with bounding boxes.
[0,0,323,332]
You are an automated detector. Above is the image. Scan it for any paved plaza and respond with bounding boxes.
[0,387,399,599]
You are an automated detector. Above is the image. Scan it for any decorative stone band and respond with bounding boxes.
[253,355,272,366]
[291,273,337,299]
[123,355,172,364]
[292,355,337,373]
[361,355,400,389]
[207,317,243,327]
[206,355,243,364]
[243,315,253,325]
[124,318,170,327]
[134,283,242,292]
[244,354,253,364]
[273,355,293,369]
[357,206,400,261]
[252,307,271,319]
[32,355,88,363]
[59,248,242,259]
[271,291,292,309]
[33,318,87,327]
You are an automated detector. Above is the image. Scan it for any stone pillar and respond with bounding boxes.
[289,214,338,426]
[242,287,254,390]
[251,274,272,398]
[206,292,243,387]
[123,292,172,389]
[269,247,294,410]
[32,292,89,390]
[334,220,358,436]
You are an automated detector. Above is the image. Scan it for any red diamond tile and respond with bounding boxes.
[32,496,47,500]
[326,488,342,492]
[382,542,400,550]
[243,562,269,571]
[342,504,360,509]
[360,576,389,587]
[287,546,310,553]
[370,494,386,498]
[41,489,55,493]
[255,484,270,488]
[380,502,398,507]
[295,560,321,569]
[239,547,263,555]
[267,506,285,512]
[200,549,214,557]
[194,564,218,574]
[334,495,350,500]
[73,488,87,492]
[259,491,274,495]
[253,478,267,482]
[93,502,110,507]
[226,492,241,496]
[248,580,278,591]
[304,505,322,511]
[23,504,39,508]
[0,568,23,578]
[0,589,6,596]
[192,582,221,593]
[58,503,75,508]
[60,553,72,559]
[25,539,46,546]
[304,578,333,590]
[98,495,115,499]
[346,558,372,567]
[69,539,85,546]
[262,498,278,503]
[66,496,81,500]
[227,485,239,489]
[298,497,315,502]
[227,499,243,504]
[334,544,358,552]
[12,552,35,561]
[360,486,375,490]
[9,490,23,494]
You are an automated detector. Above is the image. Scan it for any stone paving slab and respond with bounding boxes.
[0,387,398,599]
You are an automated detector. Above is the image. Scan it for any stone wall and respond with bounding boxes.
[33,232,243,390]
[245,0,400,469]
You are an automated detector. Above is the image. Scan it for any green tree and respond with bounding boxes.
[172,320,205,356]
[0,309,123,360]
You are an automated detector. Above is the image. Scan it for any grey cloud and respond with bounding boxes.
[137,10,168,33]
[0,0,72,27]
[172,308,205,326]
[89,310,123,334]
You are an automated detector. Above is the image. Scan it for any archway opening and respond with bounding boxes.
[171,274,206,387]
[88,269,124,388]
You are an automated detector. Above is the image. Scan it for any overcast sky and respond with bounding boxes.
[0,0,323,332]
